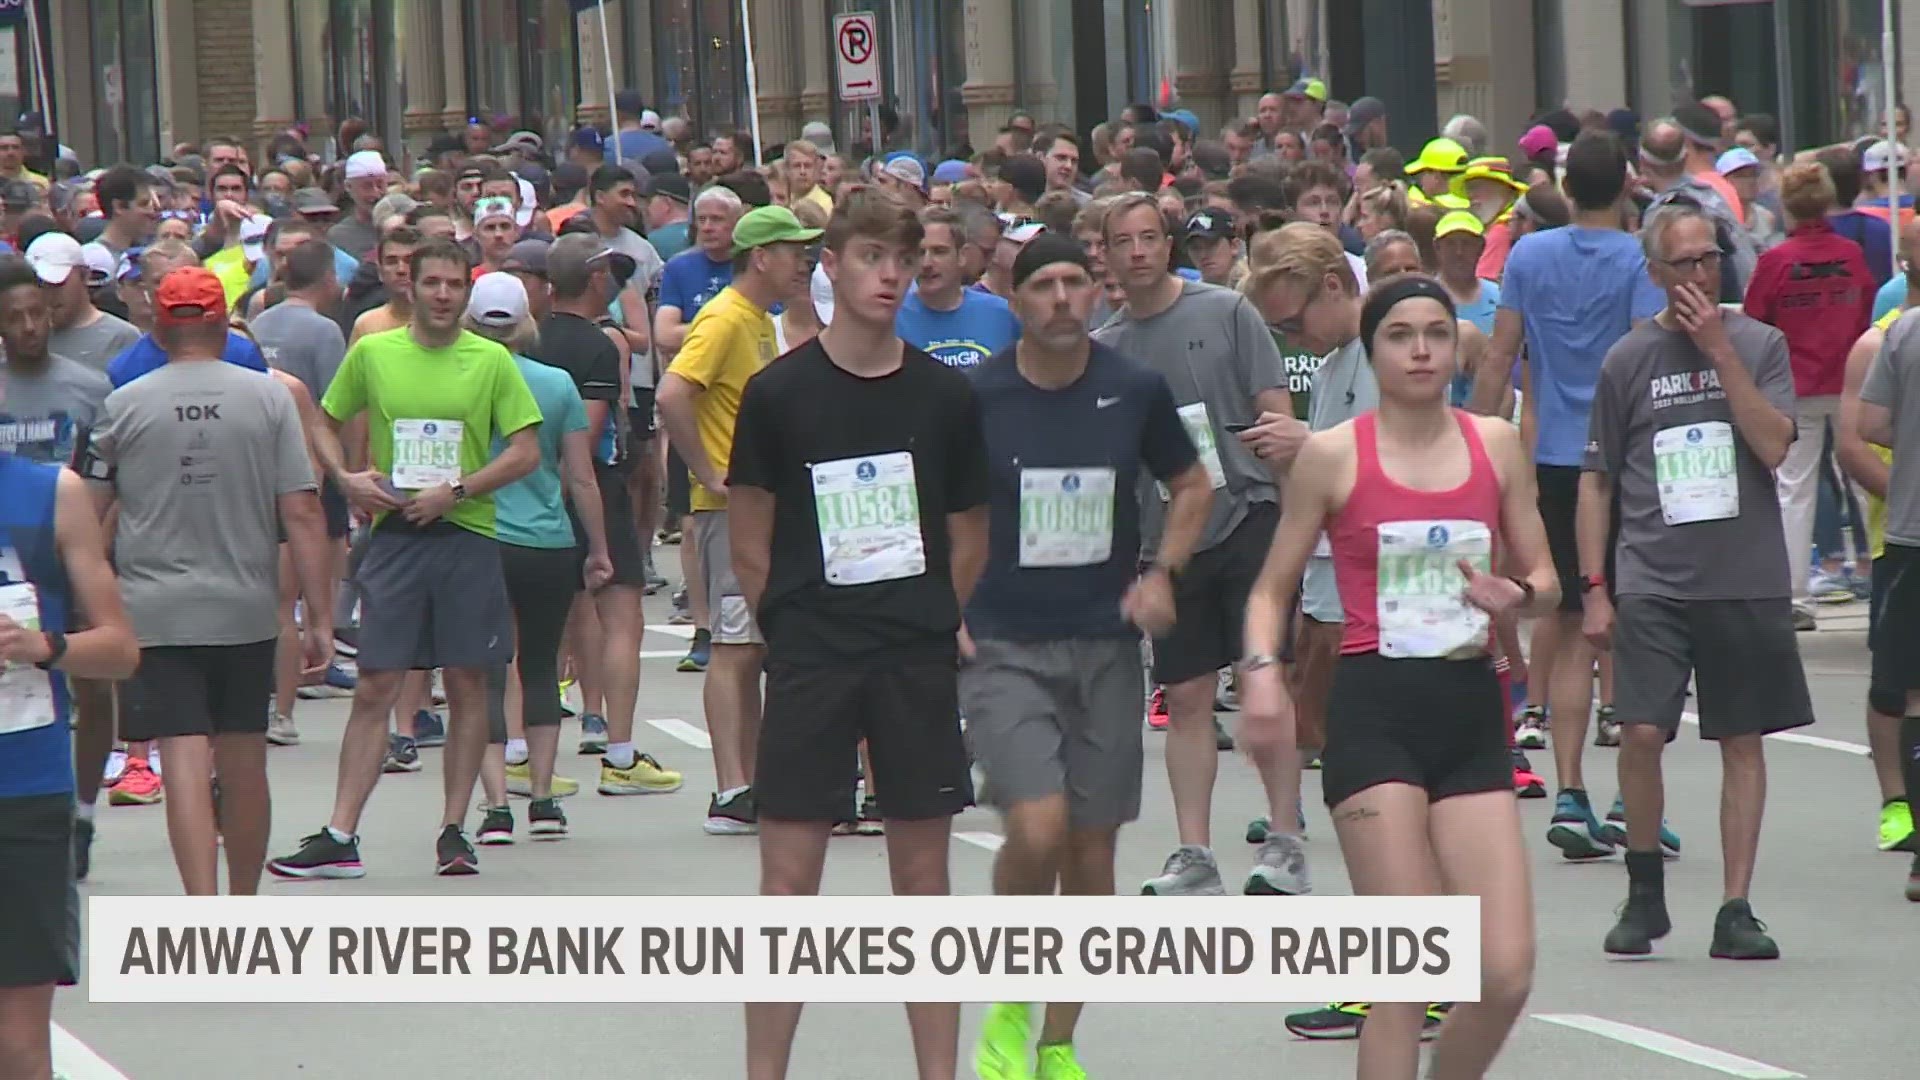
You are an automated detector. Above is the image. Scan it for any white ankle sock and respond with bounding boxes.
[504,738,529,765]
[606,743,636,768]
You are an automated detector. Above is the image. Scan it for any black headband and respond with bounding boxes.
[1359,275,1457,357]
[1011,231,1091,291]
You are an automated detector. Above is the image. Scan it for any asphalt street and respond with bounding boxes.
[49,576,1917,1080]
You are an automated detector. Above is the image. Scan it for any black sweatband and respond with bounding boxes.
[1359,274,1457,359]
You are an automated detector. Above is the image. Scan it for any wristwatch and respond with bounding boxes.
[35,630,66,670]
[1241,653,1281,674]
[450,479,470,502]
[1580,574,1607,594]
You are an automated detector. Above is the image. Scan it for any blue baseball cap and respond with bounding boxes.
[569,127,605,153]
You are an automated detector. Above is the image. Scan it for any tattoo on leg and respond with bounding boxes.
[1334,806,1380,823]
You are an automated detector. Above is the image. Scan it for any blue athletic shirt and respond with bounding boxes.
[492,356,589,550]
[108,331,268,388]
[1449,279,1501,407]
[964,343,1199,641]
[895,288,1022,369]
[658,249,733,319]
[0,454,74,798]
[1499,226,1664,466]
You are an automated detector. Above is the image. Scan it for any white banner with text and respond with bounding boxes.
[88,895,1481,1003]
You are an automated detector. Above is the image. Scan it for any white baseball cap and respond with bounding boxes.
[641,109,662,132]
[239,214,275,263]
[79,242,118,287]
[24,232,85,285]
[345,150,388,181]
[467,272,530,328]
[474,195,518,227]
[515,176,537,228]
[1864,139,1910,174]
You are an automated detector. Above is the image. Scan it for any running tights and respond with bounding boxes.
[486,542,582,745]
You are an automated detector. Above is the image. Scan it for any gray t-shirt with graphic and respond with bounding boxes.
[50,312,141,374]
[1582,314,1796,599]
[1862,310,1920,546]
[0,354,111,465]
[1301,337,1378,624]
[1093,279,1287,555]
[85,360,316,647]
[250,300,348,401]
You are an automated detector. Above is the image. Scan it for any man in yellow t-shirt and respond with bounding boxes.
[657,204,819,833]
[1841,306,1908,852]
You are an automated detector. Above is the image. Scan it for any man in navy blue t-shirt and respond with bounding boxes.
[960,234,1211,1077]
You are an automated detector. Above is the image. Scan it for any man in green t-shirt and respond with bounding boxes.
[268,237,545,881]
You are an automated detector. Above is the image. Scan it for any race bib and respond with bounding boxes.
[1653,421,1738,525]
[811,451,927,586]
[391,418,465,490]
[1376,520,1492,659]
[0,581,54,736]
[1019,468,1115,567]
[1177,402,1227,490]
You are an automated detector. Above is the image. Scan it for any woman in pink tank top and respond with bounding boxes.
[1237,276,1560,1079]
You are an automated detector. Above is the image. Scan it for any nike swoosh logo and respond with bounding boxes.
[1096,396,1121,408]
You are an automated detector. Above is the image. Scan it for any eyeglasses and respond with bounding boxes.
[1660,249,1722,275]
[1269,283,1321,338]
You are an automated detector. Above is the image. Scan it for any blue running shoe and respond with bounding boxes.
[411,709,446,748]
[577,714,609,755]
[1546,789,1615,860]
[1599,794,1681,858]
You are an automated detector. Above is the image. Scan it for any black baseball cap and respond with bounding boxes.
[1184,210,1236,242]
[647,173,691,204]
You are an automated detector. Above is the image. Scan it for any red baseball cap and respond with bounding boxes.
[153,268,229,328]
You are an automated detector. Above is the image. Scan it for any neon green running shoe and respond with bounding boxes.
[1879,798,1915,852]
[974,1001,1034,1080]
[1036,1041,1088,1080]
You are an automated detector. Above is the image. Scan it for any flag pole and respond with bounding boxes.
[1884,0,1901,280]
[595,0,624,165]
[741,0,764,166]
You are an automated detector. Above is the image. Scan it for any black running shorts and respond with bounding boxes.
[1869,544,1920,717]
[1151,503,1276,686]
[121,640,278,741]
[0,794,78,988]
[755,653,973,822]
[1320,652,1510,808]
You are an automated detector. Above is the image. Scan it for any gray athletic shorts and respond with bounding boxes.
[960,638,1144,828]
[354,522,515,672]
[1611,594,1815,741]
[693,510,761,646]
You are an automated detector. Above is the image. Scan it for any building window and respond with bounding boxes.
[463,0,577,142]
[649,0,742,139]
[86,0,159,163]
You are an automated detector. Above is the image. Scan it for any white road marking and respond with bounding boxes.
[646,624,696,640]
[955,832,1005,852]
[50,1023,132,1080]
[648,718,711,749]
[1532,1014,1804,1079]
[639,649,691,660]
[1680,711,1869,756]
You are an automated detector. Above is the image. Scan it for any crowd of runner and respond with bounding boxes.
[0,76,1917,1080]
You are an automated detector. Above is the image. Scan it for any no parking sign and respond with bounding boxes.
[833,11,881,102]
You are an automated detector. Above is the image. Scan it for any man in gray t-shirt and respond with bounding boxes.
[251,291,347,402]
[50,308,140,373]
[89,357,316,647]
[0,352,110,465]
[1577,208,1810,961]
[1858,305,1920,804]
[1090,195,1294,900]
[81,265,331,899]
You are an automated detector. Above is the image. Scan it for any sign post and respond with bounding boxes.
[833,11,883,158]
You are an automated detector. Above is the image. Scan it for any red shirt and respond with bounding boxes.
[1743,220,1873,397]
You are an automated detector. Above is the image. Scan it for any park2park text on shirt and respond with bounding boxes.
[87,894,1479,1004]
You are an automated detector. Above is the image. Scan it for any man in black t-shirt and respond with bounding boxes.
[538,235,675,794]
[728,190,988,1080]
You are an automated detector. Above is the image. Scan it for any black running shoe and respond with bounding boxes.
[435,825,479,876]
[383,733,422,773]
[1284,1002,1368,1040]
[855,793,885,835]
[1214,716,1235,751]
[269,829,366,879]
[1708,898,1779,960]
[528,797,569,838]
[73,817,93,881]
[1421,1002,1452,1041]
[1907,852,1920,902]
[476,806,514,846]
